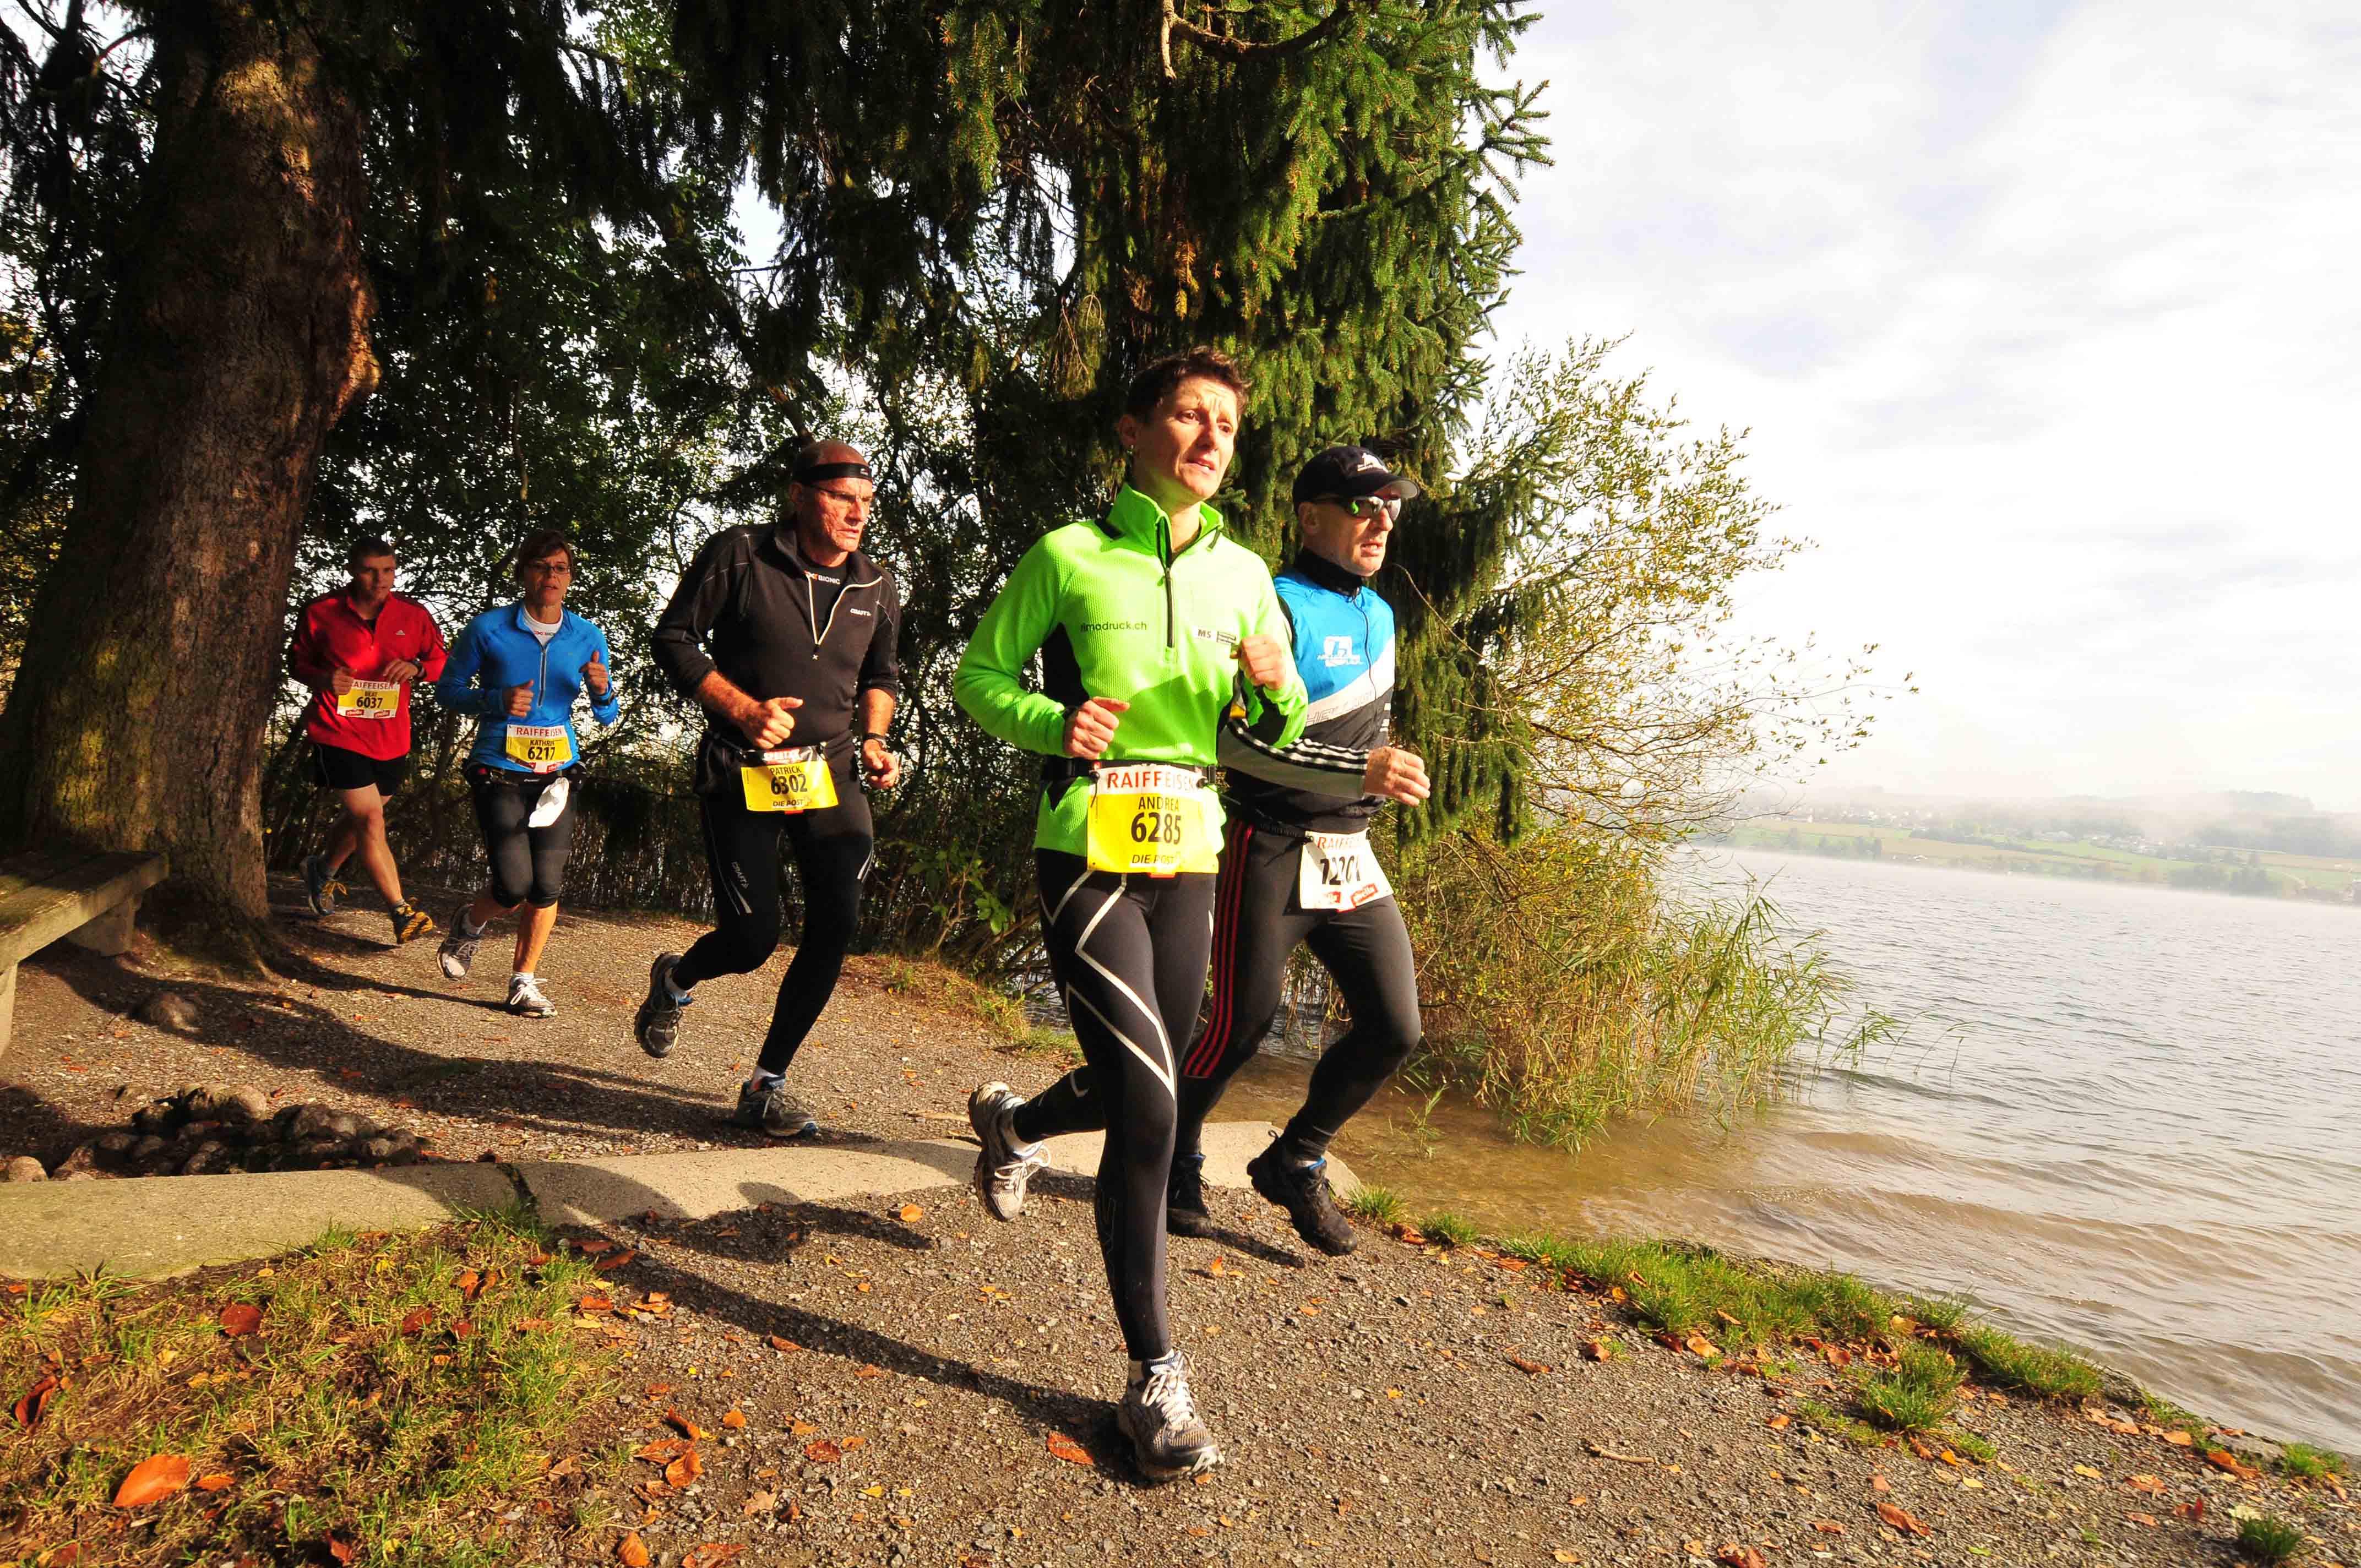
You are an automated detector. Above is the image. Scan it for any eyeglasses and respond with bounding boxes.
[1316,494,1402,521]
[522,559,574,576]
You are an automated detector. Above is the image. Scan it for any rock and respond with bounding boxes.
[129,1135,167,1161]
[291,1137,345,1170]
[138,990,199,1032]
[288,1103,338,1142]
[217,1087,271,1126]
[2,1155,46,1182]
[180,1140,229,1176]
[96,1131,135,1156]
[361,1136,400,1163]
[51,1144,99,1178]
[130,1100,185,1136]
[57,1170,96,1182]
[323,1113,361,1139]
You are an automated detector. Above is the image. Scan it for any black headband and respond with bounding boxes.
[796,461,873,484]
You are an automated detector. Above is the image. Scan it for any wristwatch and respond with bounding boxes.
[861,731,890,745]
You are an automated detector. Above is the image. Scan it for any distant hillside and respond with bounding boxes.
[1732,787,2361,862]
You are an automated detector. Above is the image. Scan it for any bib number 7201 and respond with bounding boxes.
[1298,830,1392,910]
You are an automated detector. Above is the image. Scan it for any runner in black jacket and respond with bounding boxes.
[635,441,904,1137]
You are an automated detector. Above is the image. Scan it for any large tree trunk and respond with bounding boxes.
[0,1,375,937]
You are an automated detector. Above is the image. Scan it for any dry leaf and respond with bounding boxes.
[1553,1553,1581,1564]
[2173,1498,2206,1522]
[1684,1333,1721,1358]
[327,1536,357,1565]
[451,1319,474,1340]
[2205,1449,2260,1480]
[665,1450,703,1488]
[1873,1500,1930,1537]
[1870,1474,1891,1494]
[112,1453,192,1508]
[2128,1512,2158,1527]
[1717,1547,1767,1568]
[1581,1340,1611,1362]
[790,1419,818,1435]
[194,1473,234,1493]
[1813,1522,1846,1535]
[768,1335,802,1353]
[2160,1429,2194,1447]
[512,1316,554,1333]
[2073,1464,2104,1479]
[841,1435,868,1452]
[13,1375,59,1430]
[665,1410,708,1441]
[456,1269,481,1298]
[218,1303,262,1337]
[2127,1474,2166,1495]
[400,1306,435,1336]
[803,1439,842,1464]
[1046,1432,1093,1465]
[618,1532,651,1567]
[645,1382,675,1397]
[743,1490,776,1518]
[595,1250,637,1272]
[854,1364,885,1379]
[1766,1414,1791,1430]
[1506,1354,1551,1375]
[898,1204,924,1223]
[683,1547,744,1568]
[578,1239,615,1255]
[633,1439,691,1464]
[576,1296,613,1315]
[721,1409,747,1429]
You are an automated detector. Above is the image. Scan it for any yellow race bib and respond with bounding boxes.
[1085,764,1219,877]
[739,747,839,813]
[335,679,400,718]
[504,723,573,775]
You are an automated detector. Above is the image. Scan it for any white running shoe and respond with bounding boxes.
[1117,1351,1221,1480]
[505,974,556,1018]
[967,1081,1047,1222]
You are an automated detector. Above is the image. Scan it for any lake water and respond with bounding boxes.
[1216,849,2361,1452]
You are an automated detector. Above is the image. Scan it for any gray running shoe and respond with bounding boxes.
[733,1081,818,1139]
[1246,1144,1357,1256]
[1117,1352,1220,1480]
[506,974,557,1018]
[1166,1151,1215,1238]
[303,854,344,917]
[634,953,688,1058]
[968,1081,1047,1221]
[438,908,482,979]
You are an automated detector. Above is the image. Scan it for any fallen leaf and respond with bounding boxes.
[194,1473,234,1492]
[218,1303,262,1337]
[2206,1449,2261,1480]
[456,1269,481,1298]
[1766,1414,1791,1430]
[512,1316,553,1332]
[2074,1464,2104,1479]
[618,1532,651,1567]
[576,1296,613,1315]
[804,1439,842,1464]
[578,1239,615,1255]
[898,1204,924,1223]
[1047,1433,1092,1466]
[2160,1429,2194,1447]
[1684,1333,1721,1358]
[1870,1475,1892,1494]
[790,1419,817,1435]
[1553,1553,1581,1564]
[1813,1521,1846,1535]
[1874,1500,1930,1537]
[665,1450,703,1488]
[1717,1547,1767,1568]
[2173,1498,2206,1522]
[2128,1511,2158,1527]
[743,1490,775,1518]
[666,1410,708,1441]
[112,1453,192,1508]
[400,1306,436,1336]
[633,1439,692,1464]
[841,1435,868,1452]
[722,1409,747,1429]
[595,1250,638,1272]
[526,1251,553,1266]
[854,1364,885,1379]
[1506,1354,1551,1375]
[13,1375,59,1430]
[450,1319,474,1340]
[2128,1474,2166,1495]
[327,1536,357,1565]
[683,1547,744,1568]
[768,1335,802,1353]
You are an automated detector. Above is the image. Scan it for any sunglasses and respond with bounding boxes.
[1315,494,1402,521]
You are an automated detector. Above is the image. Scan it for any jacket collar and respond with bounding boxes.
[1289,548,1367,598]
[1099,484,1225,555]
[509,603,570,636]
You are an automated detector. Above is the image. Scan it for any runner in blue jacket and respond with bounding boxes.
[431,529,621,1015]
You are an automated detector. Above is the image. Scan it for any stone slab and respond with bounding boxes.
[0,1162,523,1281]
[513,1140,978,1227]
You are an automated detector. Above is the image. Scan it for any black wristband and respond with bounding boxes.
[861,731,889,744]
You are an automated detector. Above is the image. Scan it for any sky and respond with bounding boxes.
[1488,2,2361,809]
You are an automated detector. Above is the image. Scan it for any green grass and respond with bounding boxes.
[1943,1426,1997,1464]
[1953,1323,2102,1400]
[1795,1400,1885,1448]
[0,1211,618,1566]
[2235,1515,2309,1565]
[1342,1185,1406,1226]
[1418,1211,1480,1249]
[1856,1340,1963,1434]
[2278,1442,2348,1483]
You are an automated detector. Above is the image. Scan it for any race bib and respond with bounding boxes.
[503,723,572,774]
[1085,764,1219,878]
[1298,830,1393,911]
[335,679,400,718]
[739,747,839,813]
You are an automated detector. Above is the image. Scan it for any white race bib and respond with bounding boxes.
[503,722,572,774]
[336,679,400,718]
[1297,830,1392,911]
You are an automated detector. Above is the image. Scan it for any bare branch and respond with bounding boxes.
[1160,0,1359,80]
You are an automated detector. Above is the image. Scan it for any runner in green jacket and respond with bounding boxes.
[954,347,1305,1480]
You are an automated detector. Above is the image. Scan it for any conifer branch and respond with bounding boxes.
[1160,0,1360,79]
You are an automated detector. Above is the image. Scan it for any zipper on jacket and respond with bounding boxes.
[1159,519,1175,650]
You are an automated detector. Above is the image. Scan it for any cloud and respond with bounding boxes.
[1493,2,2361,807]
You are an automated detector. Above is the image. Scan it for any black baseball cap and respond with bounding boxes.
[1291,445,1422,507]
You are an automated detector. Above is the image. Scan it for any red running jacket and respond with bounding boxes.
[286,591,449,760]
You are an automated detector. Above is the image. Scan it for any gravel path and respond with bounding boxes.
[4,882,2355,1565]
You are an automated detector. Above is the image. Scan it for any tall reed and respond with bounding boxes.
[1391,824,1887,1147]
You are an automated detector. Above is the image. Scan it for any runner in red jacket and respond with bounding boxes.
[286,538,448,942]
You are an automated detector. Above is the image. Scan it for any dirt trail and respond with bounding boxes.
[3,883,2355,1566]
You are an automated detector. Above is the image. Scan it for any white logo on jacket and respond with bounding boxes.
[1321,635,1361,668]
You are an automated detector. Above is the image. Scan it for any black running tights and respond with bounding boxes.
[671,764,873,1078]
[1009,851,1215,1361]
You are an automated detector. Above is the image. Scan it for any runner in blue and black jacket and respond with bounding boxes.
[431,529,620,1017]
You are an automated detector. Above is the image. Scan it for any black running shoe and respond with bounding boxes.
[1245,1144,1358,1256]
[732,1081,817,1139]
[1166,1151,1215,1237]
[634,952,688,1058]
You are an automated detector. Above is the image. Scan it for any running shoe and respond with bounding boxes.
[967,1081,1047,1221]
[389,902,437,944]
[303,854,344,917]
[1245,1144,1357,1256]
[1166,1150,1215,1237]
[634,952,688,1058]
[506,974,557,1018]
[1117,1351,1221,1480]
[732,1080,818,1139]
[438,907,482,979]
